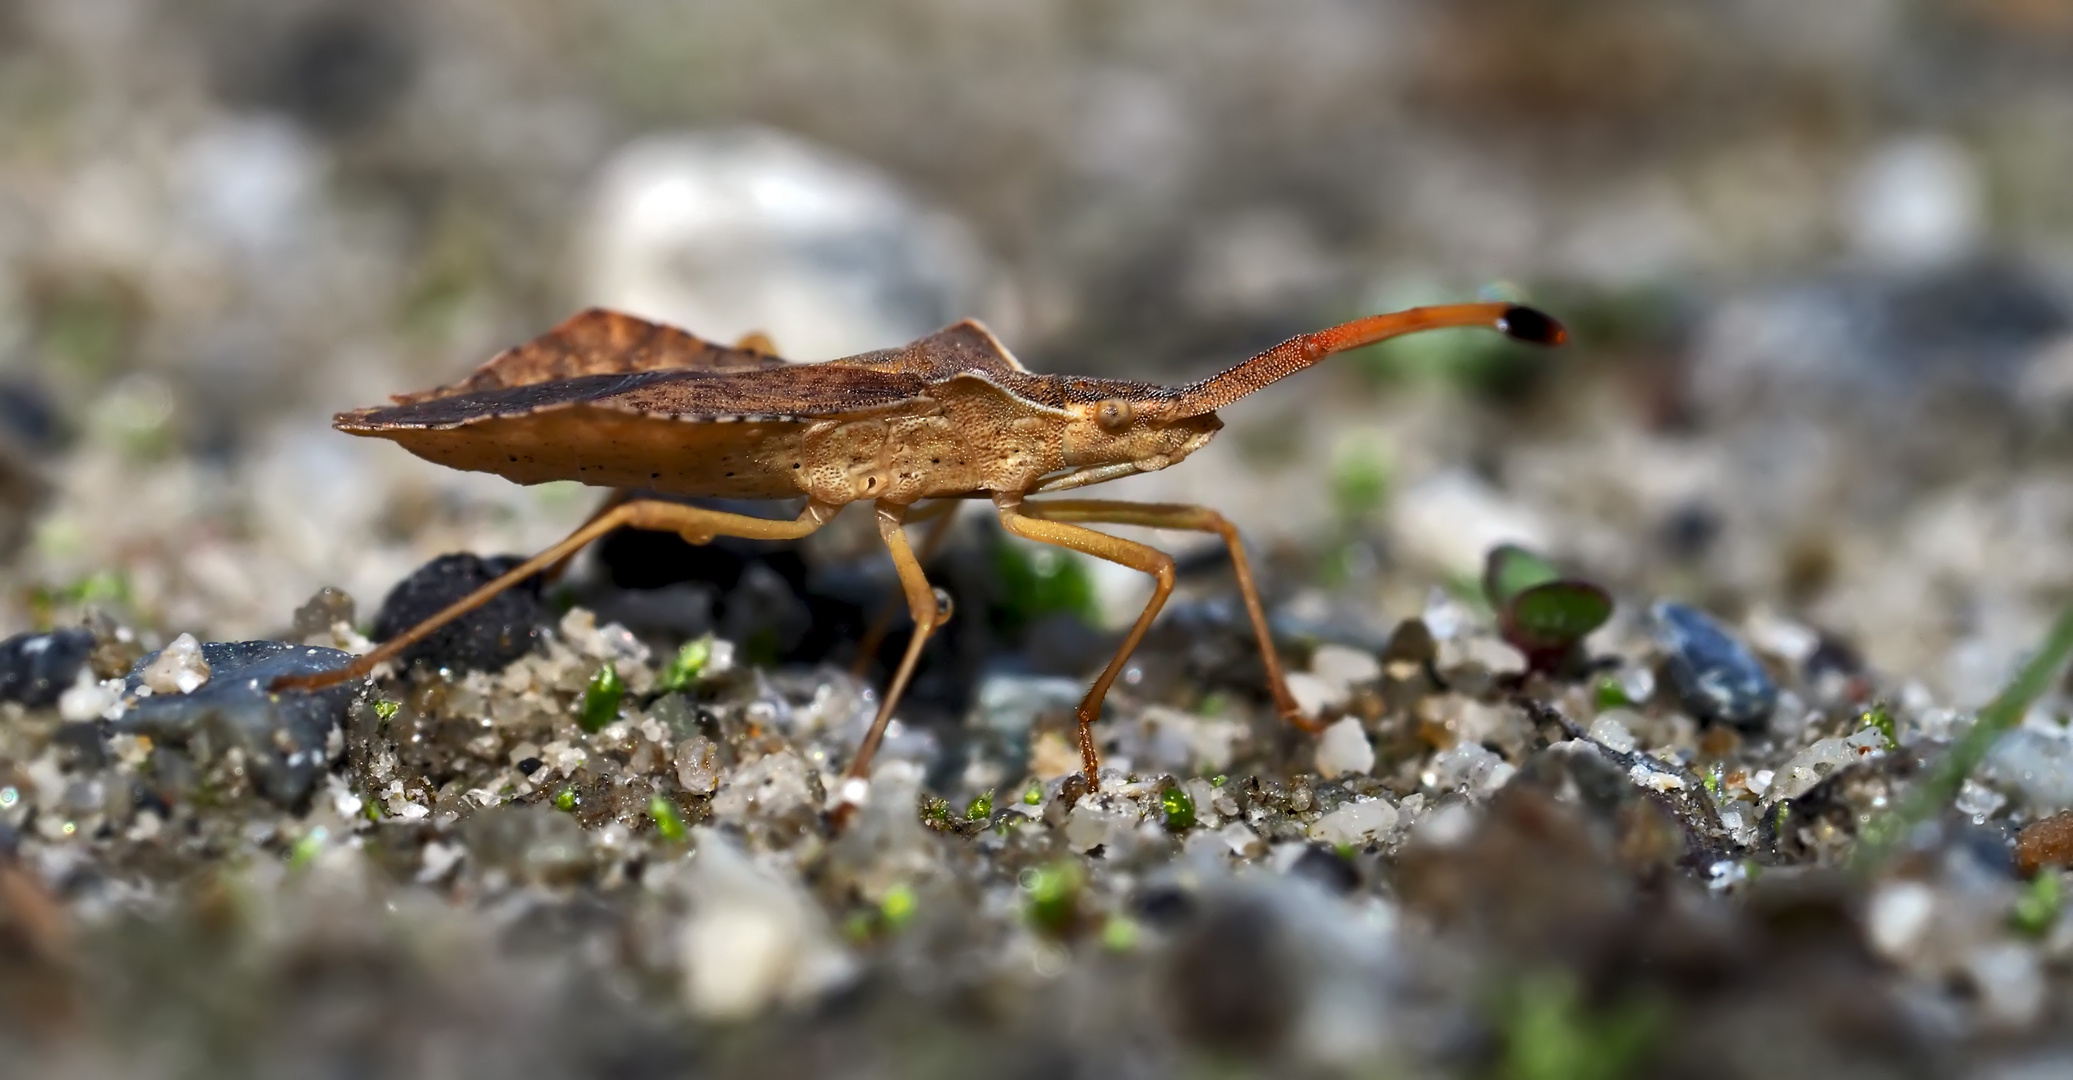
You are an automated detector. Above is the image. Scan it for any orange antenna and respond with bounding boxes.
[1168,302,1566,416]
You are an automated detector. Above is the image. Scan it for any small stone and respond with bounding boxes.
[289,587,356,643]
[674,736,722,796]
[1866,880,1937,960]
[1065,794,1144,854]
[1306,798,1398,847]
[1767,737,1855,803]
[1426,743,1515,798]
[56,672,120,723]
[2017,812,2073,876]
[1985,729,2073,811]
[1967,941,2046,1030]
[1309,644,1380,689]
[0,628,96,708]
[1218,822,1266,859]
[1613,663,1656,707]
[1956,779,2008,824]
[1651,600,1779,729]
[141,632,211,695]
[711,750,818,824]
[1626,763,1686,792]
[1313,717,1374,780]
[1380,617,1437,668]
[1412,802,1477,848]
[1285,672,1347,719]
[1588,711,1640,753]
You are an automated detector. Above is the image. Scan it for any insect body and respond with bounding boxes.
[277,302,1565,809]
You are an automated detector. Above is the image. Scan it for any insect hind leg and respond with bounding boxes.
[270,498,839,693]
[837,503,953,810]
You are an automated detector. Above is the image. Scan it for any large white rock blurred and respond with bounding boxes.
[578,128,1001,359]
[172,116,324,257]
[1845,134,1983,271]
[678,827,855,1019]
[1388,470,1547,580]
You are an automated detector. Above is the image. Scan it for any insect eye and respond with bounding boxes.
[1096,399,1135,433]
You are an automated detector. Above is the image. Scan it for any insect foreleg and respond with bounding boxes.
[1018,499,1315,732]
[992,495,1176,789]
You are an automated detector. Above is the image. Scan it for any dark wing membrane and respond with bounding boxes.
[390,309,787,405]
[827,320,1026,380]
[339,364,931,432]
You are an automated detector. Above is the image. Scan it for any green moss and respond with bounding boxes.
[1330,450,1390,523]
[994,537,1098,630]
[288,826,327,869]
[1022,781,1044,806]
[373,699,399,726]
[658,637,713,693]
[1160,786,1196,831]
[579,663,624,733]
[1023,861,1082,935]
[1495,971,1661,1080]
[552,787,578,812]
[1858,702,1896,747]
[1856,602,2073,872]
[880,883,917,930]
[1594,677,1631,711]
[919,794,955,832]
[31,569,133,625]
[965,790,994,821]
[2014,873,2061,938]
[1100,915,1140,952]
[646,793,687,842]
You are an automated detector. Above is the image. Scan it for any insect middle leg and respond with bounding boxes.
[271,498,840,692]
[993,495,1177,789]
[1013,499,1317,732]
[848,500,960,678]
[838,502,954,806]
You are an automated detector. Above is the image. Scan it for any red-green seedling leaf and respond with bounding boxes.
[1484,544,1563,610]
[1500,580,1613,672]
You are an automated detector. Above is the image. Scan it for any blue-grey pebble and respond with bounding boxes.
[1650,600,1778,729]
[113,641,362,807]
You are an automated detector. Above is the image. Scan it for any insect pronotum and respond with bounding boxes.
[274,302,1565,813]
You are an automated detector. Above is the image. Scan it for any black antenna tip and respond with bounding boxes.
[1496,305,1566,346]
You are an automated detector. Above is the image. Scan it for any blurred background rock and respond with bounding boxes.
[3,0,2073,702]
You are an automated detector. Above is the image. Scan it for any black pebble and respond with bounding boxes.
[516,757,542,775]
[372,553,548,674]
[1166,897,1296,1055]
[0,627,95,708]
[1287,844,1361,895]
[1133,884,1197,927]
